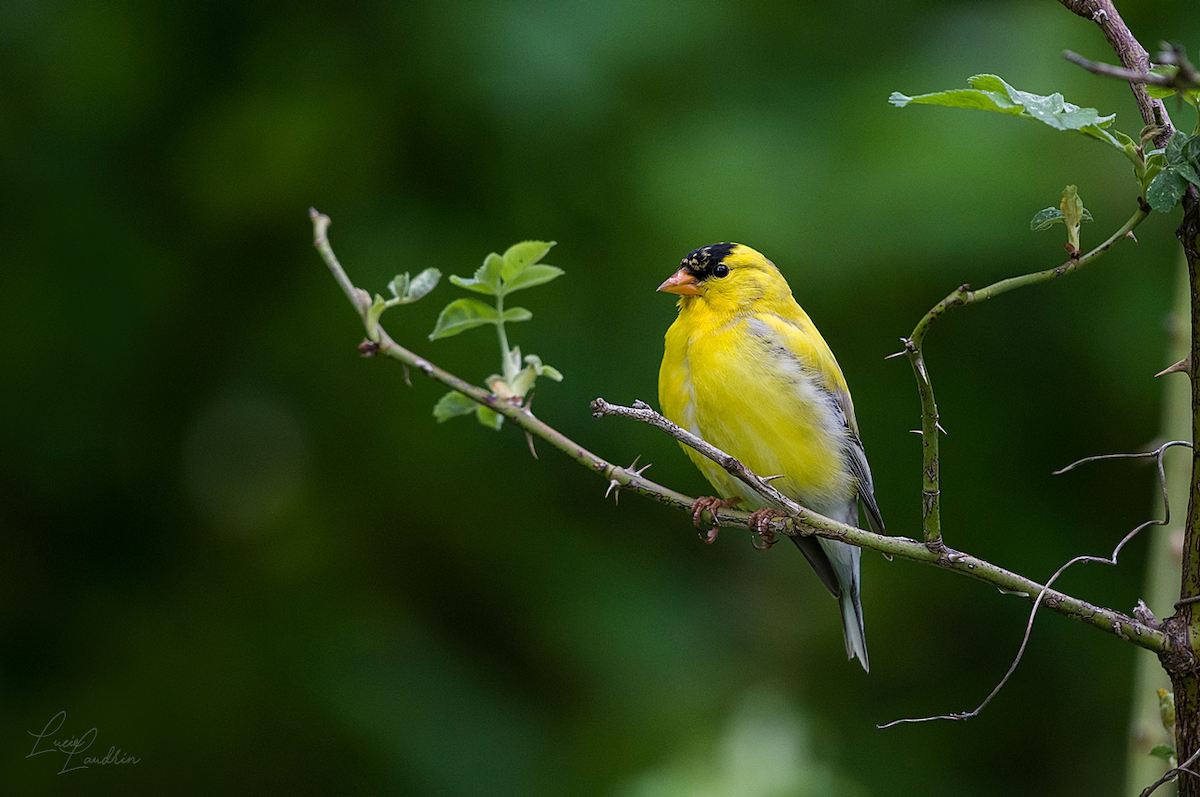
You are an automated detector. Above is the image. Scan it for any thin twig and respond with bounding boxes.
[590,397,1167,653]
[903,206,1150,549]
[1141,745,1200,797]
[1063,51,1172,86]
[310,209,1169,658]
[1057,0,1175,147]
[880,441,1189,729]
[589,399,807,518]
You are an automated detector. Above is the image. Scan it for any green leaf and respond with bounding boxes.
[1167,130,1187,163]
[891,74,1120,147]
[386,268,442,304]
[1149,744,1176,763]
[387,273,410,300]
[432,391,477,422]
[508,364,537,398]
[501,345,523,385]
[500,240,555,281]
[404,267,441,302]
[1179,161,1200,186]
[1060,185,1085,251]
[429,298,500,340]
[1145,65,1200,106]
[365,294,387,341]
[1146,66,1179,100]
[448,273,497,295]
[1030,207,1063,231]
[1030,206,1093,231]
[476,404,503,430]
[502,307,532,323]
[504,264,564,293]
[524,353,563,382]
[1185,133,1200,164]
[1147,168,1189,213]
[477,252,504,290]
[508,354,564,399]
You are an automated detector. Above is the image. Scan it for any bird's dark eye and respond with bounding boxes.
[713,264,730,278]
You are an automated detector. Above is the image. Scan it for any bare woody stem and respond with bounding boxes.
[903,205,1149,547]
[1056,2,1198,793]
[310,207,1167,655]
[1057,0,1174,146]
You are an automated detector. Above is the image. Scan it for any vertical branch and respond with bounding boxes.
[1127,257,1192,794]
[901,208,1147,551]
[902,286,973,548]
[1053,5,1196,788]
[1173,184,1200,796]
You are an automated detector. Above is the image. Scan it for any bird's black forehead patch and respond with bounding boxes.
[681,242,737,279]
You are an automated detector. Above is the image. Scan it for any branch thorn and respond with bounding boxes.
[1156,356,1193,378]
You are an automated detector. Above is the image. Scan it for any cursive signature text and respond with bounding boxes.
[27,711,141,774]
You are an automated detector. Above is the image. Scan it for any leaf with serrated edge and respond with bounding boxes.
[1179,161,1200,186]
[892,75,1119,145]
[504,264,564,293]
[1031,206,1092,231]
[1147,168,1188,213]
[405,268,441,302]
[448,274,497,295]
[501,241,554,281]
[429,298,500,340]
[433,391,477,422]
[476,404,503,430]
[1030,207,1063,231]
[1167,131,1187,162]
[475,252,504,292]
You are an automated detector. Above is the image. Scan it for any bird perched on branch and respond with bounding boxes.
[657,243,883,671]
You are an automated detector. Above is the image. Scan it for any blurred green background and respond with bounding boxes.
[4,1,1199,794]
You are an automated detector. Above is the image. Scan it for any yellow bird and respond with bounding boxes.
[657,243,883,671]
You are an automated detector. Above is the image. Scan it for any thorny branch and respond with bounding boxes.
[312,208,1169,663]
[879,442,1191,729]
[897,206,1149,548]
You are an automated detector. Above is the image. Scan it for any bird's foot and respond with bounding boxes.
[691,496,741,543]
[748,508,783,550]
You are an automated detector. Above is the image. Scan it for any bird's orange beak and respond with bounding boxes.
[657,268,701,295]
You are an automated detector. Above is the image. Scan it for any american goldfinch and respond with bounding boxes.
[657,243,883,671]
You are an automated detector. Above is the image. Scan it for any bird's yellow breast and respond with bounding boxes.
[659,299,854,513]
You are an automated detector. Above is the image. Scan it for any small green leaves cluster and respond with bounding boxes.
[366,268,442,341]
[1145,131,1200,213]
[430,241,564,429]
[1031,185,1093,254]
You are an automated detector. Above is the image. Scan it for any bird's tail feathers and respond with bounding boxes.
[816,536,869,672]
[839,588,869,672]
